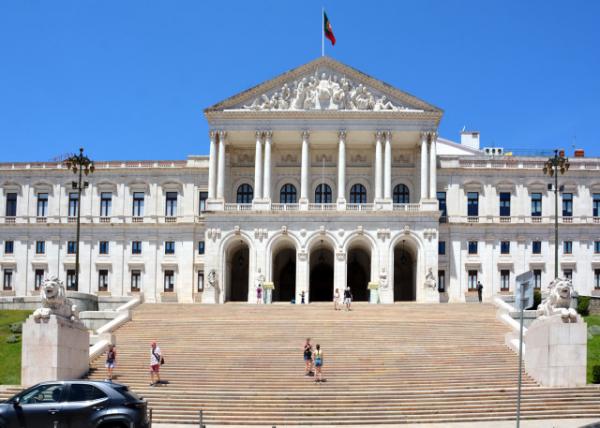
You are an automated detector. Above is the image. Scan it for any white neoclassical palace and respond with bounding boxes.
[1,57,600,304]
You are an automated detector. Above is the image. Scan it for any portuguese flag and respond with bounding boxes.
[324,11,336,46]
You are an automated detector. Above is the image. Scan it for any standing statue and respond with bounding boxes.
[537,278,579,323]
[32,276,79,322]
[379,267,389,290]
[207,269,218,288]
[424,268,437,289]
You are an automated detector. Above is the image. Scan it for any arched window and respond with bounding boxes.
[349,184,367,204]
[236,184,253,204]
[314,183,332,203]
[393,184,410,204]
[279,183,297,204]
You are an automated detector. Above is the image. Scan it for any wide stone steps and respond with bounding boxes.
[85,303,600,425]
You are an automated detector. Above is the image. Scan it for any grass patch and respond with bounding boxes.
[0,310,32,385]
[585,315,600,383]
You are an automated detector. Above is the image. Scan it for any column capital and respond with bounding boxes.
[209,130,217,141]
[301,130,310,140]
[218,130,227,143]
[419,131,429,143]
[375,131,383,141]
[338,129,347,141]
[264,130,273,141]
[255,130,263,140]
[385,130,392,142]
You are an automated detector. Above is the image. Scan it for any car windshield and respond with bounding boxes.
[114,385,142,402]
[17,384,65,404]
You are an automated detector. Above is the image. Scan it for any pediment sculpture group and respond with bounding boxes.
[241,71,415,112]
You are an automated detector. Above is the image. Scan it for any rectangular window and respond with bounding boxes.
[532,241,542,254]
[3,269,13,290]
[534,269,542,289]
[562,193,573,217]
[67,241,77,255]
[438,270,446,292]
[100,192,112,217]
[68,192,79,217]
[132,192,144,217]
[5,193,17,217]
[438,241,446,255]
[197,271,204,292]
[36,193,48,217]
[164,270,174,292]
[500,241,510,255]
[165,241,175,255]
[437,192,447,217]
[35,241,45,255]
[468,270,478,290]
[563,269,573,280]
[199,192,208,213]
[165,192,177,217]
[593,193,600,217]
[198,241,205,255]
[531,193,542,217]
[131,270,141,292]
[4,241,14,254]
[468,241,478,255]
[98,269,109,292]
[131,241,142,255]
[499,192,511,217]
[34,269,44,290]
[66,269,77,290]
[467,192,479,217]
[595,269,600,289]
[99,241,109,255]
[563,241,573,255]
[500,270,510,291]
[595,241,600,254]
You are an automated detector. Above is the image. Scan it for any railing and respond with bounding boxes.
[308,203,337,211]
[4,217,15,224]
[346,203,373,211]
[500,216,511,223]
[271,203,299,211]
[132,217,143,223]
[393,203,421,212]
[467,216,479,223]
[100,217,111,223]
[595,217,600,224]
[224,203,252,211]
[165,216,177,223]
[562,216,573,223]
[67,217,77,223]
[532,216,542,223]
[36,217,47,223]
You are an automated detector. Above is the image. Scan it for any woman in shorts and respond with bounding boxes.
[313,344,323,382]
[303,338,313,376]
[105,345,116,381]
[333,288,341,311]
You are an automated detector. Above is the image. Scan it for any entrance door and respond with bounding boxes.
[309,243,334,302]
[227,243,249,302]
[394,241,416,301]
[272,247,296,302]
[347,247,370,301]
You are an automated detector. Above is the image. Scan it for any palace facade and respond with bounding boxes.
[1,57,599,303]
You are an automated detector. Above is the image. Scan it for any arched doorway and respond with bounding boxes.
[347,243,371,301]
[393,239,417,301]
[272,242,296,302]
[309,239,334,302]
[226,240,250,302]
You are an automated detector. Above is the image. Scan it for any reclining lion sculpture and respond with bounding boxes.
[536,278,579,323]
[32,276,79,322]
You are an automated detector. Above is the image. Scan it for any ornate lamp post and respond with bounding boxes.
[64,148,94,291]
[543,149,569,279]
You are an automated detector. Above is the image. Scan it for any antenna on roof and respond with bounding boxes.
[461,125,466,133]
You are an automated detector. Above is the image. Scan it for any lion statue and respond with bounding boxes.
[536,278,579,323]
[32,276,79,322]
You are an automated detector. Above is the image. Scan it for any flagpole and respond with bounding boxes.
[321,7,324,57]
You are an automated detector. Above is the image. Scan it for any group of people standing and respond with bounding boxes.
[334,287,353,311]
[303,338,324,383]
[103,341,165,387]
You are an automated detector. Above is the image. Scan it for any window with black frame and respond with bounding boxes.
[100,192,112,217]
[279,183,297,203]
[36,193,48,217]
[393,184,410,204]
[199,191,208,213]
[499,192,511,217]
[5,193,17,217]
[314,183,332,203]
[68,192,79,217]
[236,184,253,203]
[165,192,178,217]
[531,193,542,217]
[562,193,573,217]
[467,192,479,216]
[349,183,367,204]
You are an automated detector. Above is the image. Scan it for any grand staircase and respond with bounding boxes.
[85,303,600,425]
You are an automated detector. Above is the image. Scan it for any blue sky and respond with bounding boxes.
[0,0,598,161]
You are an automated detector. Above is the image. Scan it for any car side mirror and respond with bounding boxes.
[12,397,20,407]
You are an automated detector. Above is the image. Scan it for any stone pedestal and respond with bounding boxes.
[369,289,380,304]
[524,316,587,387]
[21,315,90,386]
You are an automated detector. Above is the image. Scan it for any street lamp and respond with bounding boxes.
[64,148,94,291]
[543,149,570,279]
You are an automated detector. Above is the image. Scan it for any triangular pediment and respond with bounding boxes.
[205,57,442,115]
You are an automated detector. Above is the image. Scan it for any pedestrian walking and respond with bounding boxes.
[344,287,353,311]
[256,283,263,304]
[150,341,163,386]
[477,281,483,303]
[303,338,313,376]
[105,345,116,382]
[313,344,324,383]
[300,290,306,304]
[333,288,341,311]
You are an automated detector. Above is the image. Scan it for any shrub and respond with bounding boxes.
[577,296,591,317]
[592,365,600,384]
[9,323,22,334]
[5,334,20,344]
[530,289,542,309]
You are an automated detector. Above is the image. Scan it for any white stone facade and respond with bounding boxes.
[1,58,600,304]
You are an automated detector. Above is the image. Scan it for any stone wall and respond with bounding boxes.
[589,296,600,315]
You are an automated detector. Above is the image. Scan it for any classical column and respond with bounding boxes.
[300,131,310,201]
[208,130,218,199]
[384,131,392,199]
[420,132,429,201]
[429,132,438,199]
[216,131,226,199]
[374,131,383,200]
[263,131,272,200]
[337,130,346,203]
[253,131,263,201]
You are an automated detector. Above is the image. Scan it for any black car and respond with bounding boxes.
[0,380,150,428]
